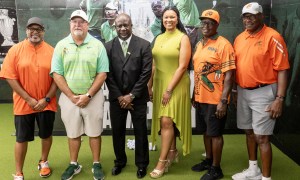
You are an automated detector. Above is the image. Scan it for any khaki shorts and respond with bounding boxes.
[59,90,104,138]
[237,84,277,135]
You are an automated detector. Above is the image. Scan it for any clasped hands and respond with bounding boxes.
[27,97,48,111]
[70,94,90,108]
[118,95,134,110]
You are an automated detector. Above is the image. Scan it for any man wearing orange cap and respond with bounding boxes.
[191,9,236,180]
[232,2,289,180]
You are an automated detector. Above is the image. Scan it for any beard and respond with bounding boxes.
[29,35,42,43]
[73,29,83,36]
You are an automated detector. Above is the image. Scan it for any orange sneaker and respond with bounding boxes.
[12,172,24,180]
[38,160,52,178]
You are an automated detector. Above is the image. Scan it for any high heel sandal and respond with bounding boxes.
[149,159,169,179]
[168,149,179,164]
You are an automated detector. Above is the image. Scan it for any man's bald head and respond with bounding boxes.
[115,13,133,40]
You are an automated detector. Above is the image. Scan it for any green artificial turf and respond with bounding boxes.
[1,104,299,180]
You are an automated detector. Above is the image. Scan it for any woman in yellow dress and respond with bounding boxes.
[148,5,192,178]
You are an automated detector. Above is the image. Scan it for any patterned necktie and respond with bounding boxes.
[122,41,128,57]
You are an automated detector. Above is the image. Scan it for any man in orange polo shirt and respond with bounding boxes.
[191,9,235,180]
[232,2,290,180]
[0,17,57,180]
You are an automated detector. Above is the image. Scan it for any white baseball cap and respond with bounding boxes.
[105,2,118,10]
[242,2,263,15]
[70,10,88,22]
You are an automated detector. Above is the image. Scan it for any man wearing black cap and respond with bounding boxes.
[0,17,57,179]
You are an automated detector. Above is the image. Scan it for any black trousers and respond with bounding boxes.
[110,100,149,168]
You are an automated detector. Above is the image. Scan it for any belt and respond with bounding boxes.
[244,84,270,90]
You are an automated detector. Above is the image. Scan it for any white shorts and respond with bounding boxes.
[59,90,104,138]
[237,84,277,135]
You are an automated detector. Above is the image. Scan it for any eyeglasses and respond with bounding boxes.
[116,24,131,29]
[27,27,44,33]
[70,19,87,25]
[242,14,257,21]
[105,10,117,14]
[200,21,216,27]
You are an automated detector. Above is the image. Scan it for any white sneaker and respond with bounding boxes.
[232,167,262,180]
[12,174,24,180]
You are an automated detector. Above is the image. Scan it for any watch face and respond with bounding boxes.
[221,99,228,104]
[45,97,51,102]
[130,93,135,99]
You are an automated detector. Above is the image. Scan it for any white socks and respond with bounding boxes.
[249,160,258,170]
[70,161,78,165]
[248,160,271,180]
[262,176,271,180]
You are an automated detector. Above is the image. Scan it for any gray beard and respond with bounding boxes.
[73,30,83,36]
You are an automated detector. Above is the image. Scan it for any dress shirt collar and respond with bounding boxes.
[118,34,132,45]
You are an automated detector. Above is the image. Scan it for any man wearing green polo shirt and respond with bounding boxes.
[50,10,109,180]
[101,2,118,43]
[150,0,164,37]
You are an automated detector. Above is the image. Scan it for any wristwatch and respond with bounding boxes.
[45,97,51,103]
[221,99,228,105]
[129,93,135,100]
[86,93,92,99]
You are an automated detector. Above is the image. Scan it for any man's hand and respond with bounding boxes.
[215,102,227,119]
[33,98,48,111]
[265,98,283,119]
[75,95,91,108]
[26,97,38,110]
[118,95,134,110]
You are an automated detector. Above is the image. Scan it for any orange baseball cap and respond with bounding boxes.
[200,9,220,24]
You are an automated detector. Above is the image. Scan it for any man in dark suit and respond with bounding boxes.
[105,13,152,179]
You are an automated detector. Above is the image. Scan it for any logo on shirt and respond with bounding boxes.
[63,47,69,54]
[208,46,217,52]
[254,40,262,47]
[194,60,235,94]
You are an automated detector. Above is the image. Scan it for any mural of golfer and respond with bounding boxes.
[0,9,16,46]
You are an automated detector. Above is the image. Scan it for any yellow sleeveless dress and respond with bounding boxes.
[150,29,192,156]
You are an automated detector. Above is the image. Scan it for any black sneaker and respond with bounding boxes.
[200,166,224,180]
[191,159,212,172]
